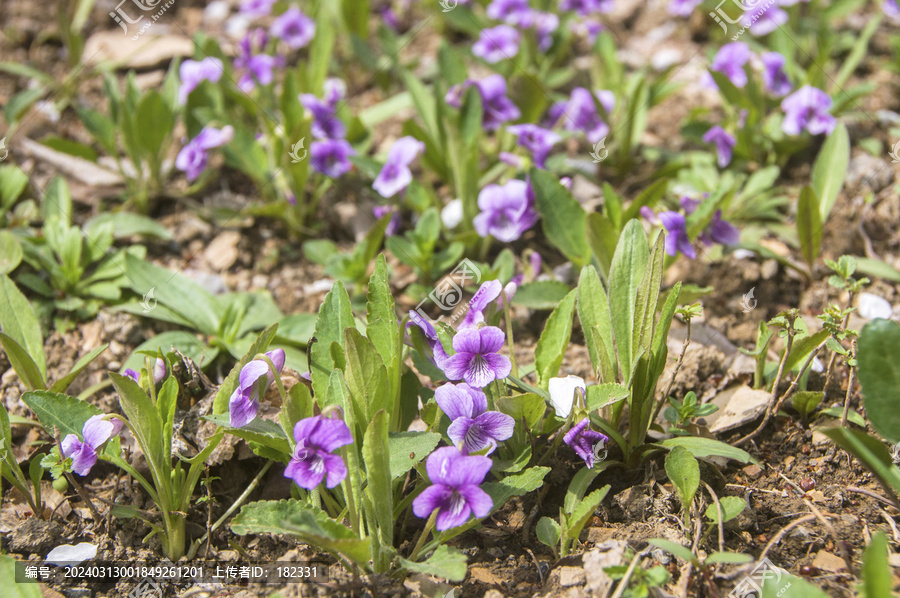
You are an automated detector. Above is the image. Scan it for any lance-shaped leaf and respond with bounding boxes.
[858,319,900,444]
[534,290,576,389]
[577,265,616,383]
[797,186,822,269]
[310,281,355,400]
[608,220,649,376]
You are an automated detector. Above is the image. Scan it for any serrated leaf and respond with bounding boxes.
[0,274,46,380]
[530,168,590,266]
[203,414,291,460]
[21,390,101,440]
[577,265,616,383]
[310,281,355,401]
[342,328,390,432]
[496,393,545,432]
[388,431,441,479]
[362,411,392,551]
[585,383,629,411]
[536,517,561,549]
[608,220,649,376]
[512,280,572,309]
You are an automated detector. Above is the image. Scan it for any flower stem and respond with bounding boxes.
[409,510,438,562]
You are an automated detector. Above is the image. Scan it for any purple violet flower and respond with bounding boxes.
[175,125,234,182]
[373,136,425,198]
[435,383,515,454]
[680,195,701,215]
[702,126,736,168]
[380,5,400,30]
[61,415,124,476]
[711,42,751,88]
[749,6,787,36]
[412,447,493,531]
[323,78,347,107]
[284,415,353,490]
[238,54,279,92]
[886,0,900,22]
[474,75,521,130]
[228,349,286,428]
[486,0,532,25]
[460,280,503,330]
[310,139,355,177]
[270,7,315,49]
[701,210,740,246]
[124,368,140,382]
[640,206,660,225]
[506,124,561,169]
[373,205,401,236]
[761,52,792,96]
[532,11,560,51]
[659,211,696,259]
[668,0,702,16]
[153,358,167,384]
[408,311,450,369]
[300,94,346,140]
[239,0,275,17]
[178,57,223,104]
[473,179,538,242]
[562,88,614,144]
[473,25,520,64]
[442,326,512,388]
[780,85,836,136]
[563,418,609,468]
[560,0,613,16]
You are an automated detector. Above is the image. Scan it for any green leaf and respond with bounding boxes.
[577,266,616,383]
[135,90,174,158]
[0,334,46,391]
[21,390,102,440]
[855,257,900,282]
[534,290,577,388]
[399,545,468,582]
[790,391,824,419]
[530,168,590,267]
[512,280,572,310]
[125,254,220,335]
[659,437,754,464]
[342,328,390,432]
[585,383,630,411]
[858,319,900,443]
[648,539,697,565]
[366,255,400,406]
[482,466,550,511]
[50,344,107,393]
[705,552,754,565]
[84,213,172,240]
[42,176,72,226]
[812,122,849,222]
[608,220,649,376]
[760,571,828,598]
[665,446,699,510]
[797,186,822,268]
[203,414,291,460]
[536,517,561,550]
[0,274,46,380]
[861,532,892,598]
[231,499,370,567]
[310,281,355,401]
[704,496,746,524]
[822,427,900,500]
[362,410,393,550]
[567,486,609,539]
[110,373,165,472]
[0,555,42,597]
[388,431,441,479]
[496,393,545,432]
[0,232,22,274]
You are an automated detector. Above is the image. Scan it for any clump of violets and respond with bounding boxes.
[642,196,740,258]
[435,383,514,454]
[446,75,521,131]
[284,415,353,490]
[269,7,315,49]
[564,418,609,468]
[702,126,736,168]
[372,136,426,198]
[710,42,751,88]
[175,125,234,182]
[412,447,493,531]
[228,348,286,428]
[443,326,512,388]
[506,124,561,169]
[474,179,538,242]
[62,415,124,476]
[780,85,836,136]
[473,25,520,63]
[178,57,223,104]
[761,52,792,96]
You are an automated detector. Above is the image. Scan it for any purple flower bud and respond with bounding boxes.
[228,349,286,428]
[701,210,740,246]
[124,369,140,382]
[412,447,493,531]
[407,311,450,369]
[373,205,401,236]
[702,126,736,168]
[460,280,503,330]
[153,358,167,385]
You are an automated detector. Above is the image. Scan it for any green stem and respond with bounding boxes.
[409,510,438,562]
[341,445,360,535]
